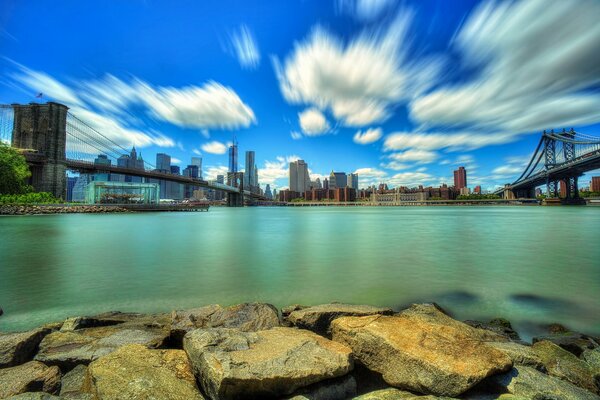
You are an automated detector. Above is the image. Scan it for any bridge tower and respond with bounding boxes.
[11,102,69,198]
[226,171,245,207]
[562,128,579,199]
[543,130,558,197]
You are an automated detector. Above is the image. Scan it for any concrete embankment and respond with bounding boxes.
[1,302,599,399]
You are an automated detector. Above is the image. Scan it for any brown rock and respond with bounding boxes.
[0,361,61,398]
[532,340,597,393]
[331,304,512,397]
[0,327,53,367]
[183,327,353,399]
[170,302,280,343]
[82,344,204,400]
[287,303,394,336]
[487,341,545,370]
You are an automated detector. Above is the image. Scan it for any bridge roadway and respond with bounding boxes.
[495,148,600,195]
[24,152,260,198]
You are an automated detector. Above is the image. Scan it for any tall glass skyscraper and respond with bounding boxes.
[191,156,202,179]
[244,151,257,189]
[228,142,238,173]
[289,160,311,193]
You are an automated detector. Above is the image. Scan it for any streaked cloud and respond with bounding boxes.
[203,165,229,181]
[336,0,397,21]
[228,25,261,69]
[383,131,519,152]
[353,127,382,144]
[388,149,438,164]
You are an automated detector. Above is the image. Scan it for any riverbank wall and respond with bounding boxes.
[0,203,209,215]
[1,302,599,399]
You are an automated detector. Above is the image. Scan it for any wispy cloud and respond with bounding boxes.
[228,25,261,69]
[201,141,228,155]
[336,0,397,21]
[353,127,382,144]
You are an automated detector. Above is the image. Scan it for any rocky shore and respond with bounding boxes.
[0,205,129,216]
[1,302,599,399]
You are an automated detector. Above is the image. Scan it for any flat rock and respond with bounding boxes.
[59,364,87,398]
[464,319,521,341]
[82,344,204,400]
[0,328,53,367]
[487,341,545,370]
[61,311,170,332]
[532,340,597,393]
[287,375,357,400]
[35,325,168,370]
[0,361,61,399]
[183,326,353,400]
[331,303,512,397]
[352,388,417,399]
[287,303,394,336]
[532,330,598,357]
[485,366,600,400]
[170,302,280,343]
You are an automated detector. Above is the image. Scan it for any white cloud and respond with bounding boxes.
[201,141,228,155]
[388,149,438,163]
[228,25,261,69]
[192,149,202,156]
[258,155,301,188]
[204,165,229,181]
[409,0,600,133]
[354,167,388,187]
[380,161,409,171]
[298,108,330,136]
[337,0,397,21]
[273,12,436,127]
[171,157,181,164]
[383,131,519,151]
[290,131,303,140]
[353,127,382,144]
[388,171,435,187]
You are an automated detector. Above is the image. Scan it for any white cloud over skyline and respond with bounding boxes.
[201,141,228,155]
[353,127,382,144]
[298,108,330,136]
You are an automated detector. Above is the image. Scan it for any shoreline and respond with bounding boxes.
[1,302,599,399]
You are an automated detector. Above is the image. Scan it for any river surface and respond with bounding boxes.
[1,206,599,339]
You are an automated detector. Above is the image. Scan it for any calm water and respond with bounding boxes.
[1,206,599,339]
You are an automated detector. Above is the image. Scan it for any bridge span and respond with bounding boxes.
[496,129,600,200]
[1,102,263,206]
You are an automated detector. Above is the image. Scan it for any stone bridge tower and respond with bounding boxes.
[11,102,69,198]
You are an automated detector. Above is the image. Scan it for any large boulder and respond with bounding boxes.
[35,325,168,370]
[0,328,52,367]
[485,366,600,400]
[60,311,169,332]
[331,304,512,397]
[0,361,61,398]
[82,344,204,400]
[59,364,88,399]
[583,348,600,385]
[3,394,61,400]
[487,341,545,370]
[532,340,597,393]
[532,328,598,357]
[183,326,353,400]
[286,303,394,336]
[170,302,280,343]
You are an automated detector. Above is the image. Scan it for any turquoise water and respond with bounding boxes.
[1,206,599,338]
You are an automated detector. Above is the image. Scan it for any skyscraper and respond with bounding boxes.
[329,171,347,189]
[244,151,256,189]
[265,184,273,199]
[93,154,111,181]
[228,141,238,173]
[453,166,467,189]
[289,160,311,193]
[347,173,359,190]
[156,153,171,172]
[191,156,203,179]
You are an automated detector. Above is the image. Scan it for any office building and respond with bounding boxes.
[191,156,203,179]
[156,153,171,171]
[329,171,347,189]
[454,166,467,189]
[347,173,359,190]
[93,154,111,182]
[115,146,145,182]
[264,184,273,199]
[591,176,600,192]
[473,185,481,194]
[244,151,258,191]
[289,159,311,193]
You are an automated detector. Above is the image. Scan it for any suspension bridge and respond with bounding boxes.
[496,129,600,200]
[0,102,260,206]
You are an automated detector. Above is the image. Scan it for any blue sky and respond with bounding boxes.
[1,0,599,190]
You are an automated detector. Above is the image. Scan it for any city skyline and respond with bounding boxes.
[1,0,600,191]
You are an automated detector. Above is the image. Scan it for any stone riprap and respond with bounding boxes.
[0,302,598,400]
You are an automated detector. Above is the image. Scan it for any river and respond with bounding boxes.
[1,206,598,339]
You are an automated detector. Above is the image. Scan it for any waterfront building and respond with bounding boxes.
[459,187,470,196]
[114,146,145,182]
[474,185,481,194]
[323,178,329,190]
[347,173,359,190]
[311,178,322,189]
[86,181,159,204]
[191,156,203,179]
[371,190,429,205]
[279,189,300,202]
[591,176,600,192]
[66,176,77,201]
[454,166,467,190]
[289,160,311,194]
[72,174,91,202]
[273,188,278,199]
[93,154,111,181]
[329,171,347,189]
[229,141,238,173]
[156,153,171,171]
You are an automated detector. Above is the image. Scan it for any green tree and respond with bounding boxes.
[0,143,32,194]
